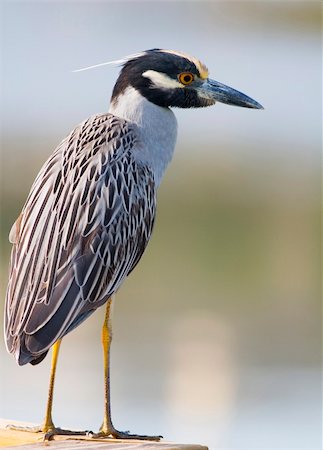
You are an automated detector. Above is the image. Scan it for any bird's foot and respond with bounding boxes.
[6,421,91,441]
[91,424,162,441]
[40,418,92,440]
[6,424,44,434]
[43,427,92,441]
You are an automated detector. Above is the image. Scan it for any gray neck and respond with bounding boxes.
[109,86,177,186]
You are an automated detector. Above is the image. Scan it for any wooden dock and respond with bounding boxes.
[0,420,208,450]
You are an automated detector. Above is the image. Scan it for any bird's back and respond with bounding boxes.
[5,113,156,365]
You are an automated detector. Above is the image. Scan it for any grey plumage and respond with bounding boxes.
[5,113,156,365]
[5,48,262,371]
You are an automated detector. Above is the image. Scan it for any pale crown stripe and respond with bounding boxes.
[159,50,209,79]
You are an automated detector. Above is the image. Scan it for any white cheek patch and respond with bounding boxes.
[142,70,184,89]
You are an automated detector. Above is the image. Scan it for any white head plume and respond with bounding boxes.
[72,52,145,73]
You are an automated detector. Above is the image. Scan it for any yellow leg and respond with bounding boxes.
[6,342,61,436]
[92,296,162,441]
[42,339,61,432]
[7,339,87,438]
[100,296,113,434]
[40,339,89,439]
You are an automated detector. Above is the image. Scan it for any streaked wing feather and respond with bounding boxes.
[5,114,156,363]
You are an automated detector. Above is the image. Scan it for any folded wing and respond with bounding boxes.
[5,114,156,365]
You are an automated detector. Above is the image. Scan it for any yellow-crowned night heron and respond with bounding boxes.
[5,49,263,440]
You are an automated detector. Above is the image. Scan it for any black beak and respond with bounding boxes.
[199,79,264,109]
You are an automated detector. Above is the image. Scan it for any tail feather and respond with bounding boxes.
[15,341,49,366]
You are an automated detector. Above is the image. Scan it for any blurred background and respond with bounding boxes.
[0,1,321,449]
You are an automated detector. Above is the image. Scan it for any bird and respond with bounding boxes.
[4,49,263,441]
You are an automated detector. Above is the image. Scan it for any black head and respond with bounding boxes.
[111,49,212,108]
[110,49,263,110]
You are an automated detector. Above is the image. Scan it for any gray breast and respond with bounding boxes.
[109,86,178,186]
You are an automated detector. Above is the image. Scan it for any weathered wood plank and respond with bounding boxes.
[0,420,208,450]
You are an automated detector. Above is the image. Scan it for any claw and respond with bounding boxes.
[91,428,162,441]
[6,423,91,441]
[6,424,43,433]
[43,427,92,440]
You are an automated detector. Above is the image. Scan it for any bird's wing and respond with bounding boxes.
[5,114,156,363]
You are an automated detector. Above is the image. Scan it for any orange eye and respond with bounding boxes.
[178,72,194,85]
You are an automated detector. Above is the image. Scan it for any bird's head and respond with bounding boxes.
[109,49,263,110]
